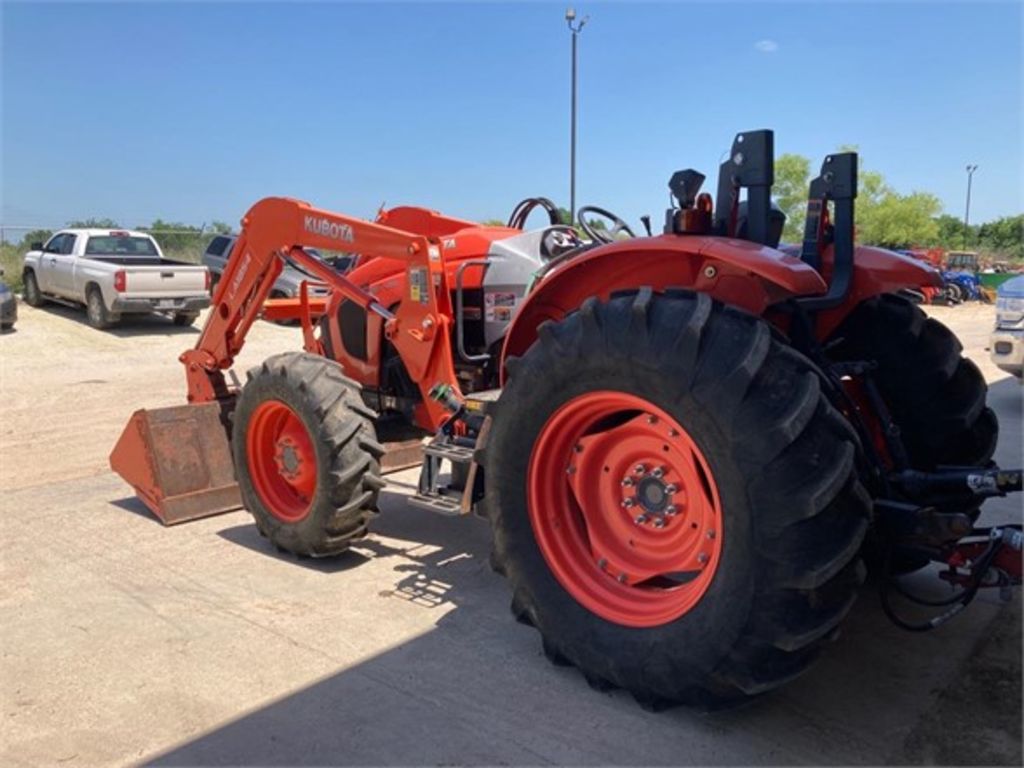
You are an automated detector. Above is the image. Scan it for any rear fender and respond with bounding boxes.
[816,245,942,338]
[500,235,826,376]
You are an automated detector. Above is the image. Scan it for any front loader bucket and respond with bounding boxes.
[110,403,241,525]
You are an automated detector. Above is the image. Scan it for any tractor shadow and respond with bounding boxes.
[152,470,1023,766]
[28,301,201,337]
[162,382,1022,766]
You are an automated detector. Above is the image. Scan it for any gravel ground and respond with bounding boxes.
[0,299,1020,766]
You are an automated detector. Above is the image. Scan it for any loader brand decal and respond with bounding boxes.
[485,292,516,323]
[428,245,441,261]
[303,215,355,244]
[409,267,429,305]
[443,238,457,250]
[228,252,252,300]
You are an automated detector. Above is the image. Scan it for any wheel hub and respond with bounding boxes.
[245,400,318,523]
[274,438,303,480]
[528,391,724,628]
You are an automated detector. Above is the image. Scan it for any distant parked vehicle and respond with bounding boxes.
[941,269,983,303]
[991,274,1024,378]
[202,234,353,299]
[0,268,16,331]
[22,229,211,329]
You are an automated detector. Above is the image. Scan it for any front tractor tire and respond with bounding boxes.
[233,352,385,557]
[484,290,870,706]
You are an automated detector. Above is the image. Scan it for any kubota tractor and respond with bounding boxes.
[111,130,1021,707]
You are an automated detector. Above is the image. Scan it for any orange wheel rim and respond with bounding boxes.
[246,400,317,523]
[527,391,724,628]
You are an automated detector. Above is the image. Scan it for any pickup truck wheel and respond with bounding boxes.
[86,287,117,329]
[22,271,45,307]
[172,312,199,327]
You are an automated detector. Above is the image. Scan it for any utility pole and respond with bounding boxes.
[566,8,588,225]
[963,164,978,249]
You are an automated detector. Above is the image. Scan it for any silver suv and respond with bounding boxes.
[202,235,353,299]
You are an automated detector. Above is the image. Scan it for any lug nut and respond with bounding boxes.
[574,444,584,453]
[652,466,665,479]
[621,477,634,487]
[697,552,709,565]
[617,573,627,583]
[597,558,607,569]
[665,484,678,494]
[666,505,678,516]
[706,529,716,540]
[566,466,575,475]
[647,415,658,425]
[668,428,679,437]
[634,514,648,525]
[653,518,666,529]
[634,464,646,474]
[622,498,636,508]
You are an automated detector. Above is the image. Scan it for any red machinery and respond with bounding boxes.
[111,130,1020,707]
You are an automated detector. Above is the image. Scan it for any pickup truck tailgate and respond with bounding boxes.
[123,265,208,297]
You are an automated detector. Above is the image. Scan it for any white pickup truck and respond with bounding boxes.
[22,229,211,329]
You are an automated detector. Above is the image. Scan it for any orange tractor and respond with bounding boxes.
[112,130,1021,707]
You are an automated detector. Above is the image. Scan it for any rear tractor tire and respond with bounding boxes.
[829,293,996,470]
[232,352,385,557]
[484,290,870,706]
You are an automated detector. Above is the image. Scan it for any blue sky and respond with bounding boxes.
[2,1,1021,232]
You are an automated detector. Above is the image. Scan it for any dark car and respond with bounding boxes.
[0,268,16,331]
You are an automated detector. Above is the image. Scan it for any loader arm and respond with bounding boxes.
[182,196,461,429]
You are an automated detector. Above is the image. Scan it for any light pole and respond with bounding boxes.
[963,164,978,249]
[566,7,588,225]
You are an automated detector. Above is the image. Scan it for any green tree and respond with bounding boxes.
[208,220,234,235]
[858,190,941,248]
[67,217,120,228]
[139,219,203,251]
[19,229,53,248]
[934,214,970,249]
[976,214,1024,260]
[774,153,811,243]
[836,149,942,248]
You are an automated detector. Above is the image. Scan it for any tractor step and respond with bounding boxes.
[423,441,474,465]
[407,489,463,516]
[411,438,476,516]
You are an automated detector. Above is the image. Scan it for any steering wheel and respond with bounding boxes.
[577,206,636,243]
